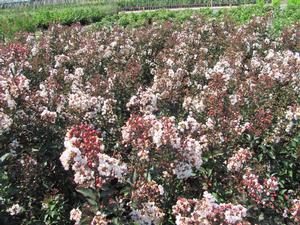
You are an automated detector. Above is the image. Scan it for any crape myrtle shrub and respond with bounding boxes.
[0,16,299,225]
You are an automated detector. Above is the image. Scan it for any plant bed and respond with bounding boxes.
[0,9,299,224]
[0,3,119,40]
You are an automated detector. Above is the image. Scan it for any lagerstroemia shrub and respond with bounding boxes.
[0,16,299,225]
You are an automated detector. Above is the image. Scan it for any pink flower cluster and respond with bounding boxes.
[130,201,165,225]
[284,199,300,223]
[70,208,82,225]
[242,169,278,207]
[122,114,207,179]
[129,180,165,225]
[122,115,180,152]
[0,112,13,135]
[131,180,164,203]
[172,191,247,224]
[227,148,252,172]
[90,211,108,225]
[60,125,127,188]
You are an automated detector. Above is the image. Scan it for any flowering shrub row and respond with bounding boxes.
[0,14,299,225]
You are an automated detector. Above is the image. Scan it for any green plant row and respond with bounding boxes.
[114,0,257,8]
[0,3,119,40]
[0,0,299,40]
[93,3,299,34]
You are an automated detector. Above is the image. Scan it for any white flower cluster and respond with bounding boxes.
[91,211,108,225]
[130,202,165,225]
[97,153,127,182]
[122,114,208,179]
[155,68,187,100]
[68,92,101,112]
[260,50,300,83]
[227,148,252,172]
[0,73,30,111]
[60,136,83,171]
[72,161,95,187]
[172,192,247,224]
[0,112,13,136]
[60,128,127,188]
[222,204,248,224]
[63,68,118,123]
[54,54,70,68]
[40,108,57,123]
[148,120,164,148]
[181,137,206,170]
[6,204,23,216]
[173,162,193,179]
[183,95,205,113]
[70,208,82,225]
[285,106,300,133]
[126,87,159,114]
[178,115,201,133]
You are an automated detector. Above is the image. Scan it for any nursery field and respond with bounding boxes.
[0,1,300,225]
[0,3,118,40]
[113,0,261,10]
[1,2,300,40]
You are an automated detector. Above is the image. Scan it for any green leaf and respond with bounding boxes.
[207,169,213,177]
[267,151,276,160]
[86,198,98,208]
[0,153,12,163]
[147,172,152,182]
[77,188,100,210]
[258,153,263,162]
[112,218,122,225]
[77,188,99,201]
[132,170,137,183]
[259,213,264,221]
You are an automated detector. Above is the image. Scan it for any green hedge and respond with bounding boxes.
[0,0,299,41]
[0,4,119,40]
[93,4,299,34]
[113,0,257,8]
